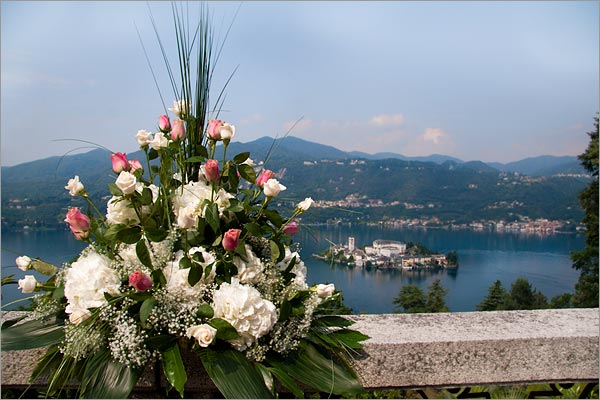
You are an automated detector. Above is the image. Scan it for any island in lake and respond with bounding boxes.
[315,237,458,270]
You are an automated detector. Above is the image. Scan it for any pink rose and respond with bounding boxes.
[65,208,90,240]
[170,119,186,141]
[222,228,241,251]
[129,271,153,291]
[111,152,129,173]
[207,119,223,140]
[283,221,299,235]
[204,159,220,183]
[158,114,171,133]
[256,169,275,187]
[128,159,143,172]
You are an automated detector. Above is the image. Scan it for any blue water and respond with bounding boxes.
[1,226,584,313]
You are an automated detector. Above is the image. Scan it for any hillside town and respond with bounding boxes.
[316,237,458,270]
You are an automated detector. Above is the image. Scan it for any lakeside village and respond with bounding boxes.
[315,237,459,270]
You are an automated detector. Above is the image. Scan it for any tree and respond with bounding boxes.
[393,285,426,313]
[477,280,508,311]
[425,279,449,312]
[550,293,573,309]
[571,116,599,308]
[504,278,548,310]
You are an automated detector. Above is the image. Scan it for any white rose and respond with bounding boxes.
[242,157,255,167]
[115,171,137,195]
[186,323,217,347]
[169,99,190,118]
[150,132,169,150]
[263,178,286,197]
[65,175,85,196]
[69,308,92,325]
[18,275,37,293]
[16,255,32,271]
[220,122,235,140]
[135,129,152,146]
[316,283,335,298]
[297,197,314,212]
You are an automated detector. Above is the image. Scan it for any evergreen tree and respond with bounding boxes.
[477,280,508,311]
[425,278,450,312]
[504,278,549,310]
[549,293,573,309]
[392,285,426,313]
[571,116,599,308]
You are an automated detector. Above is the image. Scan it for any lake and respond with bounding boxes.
[1,226,584,313]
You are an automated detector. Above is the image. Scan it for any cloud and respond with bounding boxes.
[369,113,405,127]
[401,127,455,156]
[282,118,313,134]
[239,114,265,126]
[421,128,445,144]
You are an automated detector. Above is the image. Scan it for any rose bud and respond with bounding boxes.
[297,197,314,212]
[129,271,153,292]
[65,208,90,240]
[65,175,85,196]
[204,159,220,183]
[170,119,186,141]
[158,114,171,133]
[128,159,143,173]
[263,178,286,197]
[220,122,235,141]
[135,129,152,147]
[283,221,299,235]
[222,228,241,251]
[316,283,335,298]
[18,275,38,294]
[186,324,217,347]
[16,255,32,271]
[256,169,275,187]
[207,119,223,140]
[111,152,129,173]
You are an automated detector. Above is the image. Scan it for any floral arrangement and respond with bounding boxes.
[2,6,367,399]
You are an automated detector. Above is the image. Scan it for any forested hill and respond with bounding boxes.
[1,137,589,230]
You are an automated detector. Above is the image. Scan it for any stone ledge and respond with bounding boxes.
[2,308,598,392]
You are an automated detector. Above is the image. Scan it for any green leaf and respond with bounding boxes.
[135,240,153,269]
[128,292,152,301]
[104,223,125,242]
[238,164,256,183]
[184,155,207,163]
[32,260,58,275]
[314,315,354,328]
[205,202,221,234]
[233,152,250,164]
[209,318,240,341]
[1,316,26,330]
[263,209,283,228]
[266,341,363,396]
[81,350,141,399]
[198,348,273,399]
[108,183,123,197]
[331,329,370,349]
[52,284,65,300]
[244,222,262,236]
[31,345,63,382]
[140,298,156,326]
[145,227,168,242]
[255,363,275,396]
[1,319,64,351]
[148,148,159,160]
[197,303,214,318]
[162,344,187,398]
[195,145,209,159]
[145,335,177,352]
[179,256,192,269]
[278,299,292,322]
[188,264,203,287]
[117,226,142,244]
[227,199,244,213]
[141,187,153,205]
[269,366,304,398]
[269,240,280,262]
[151,269,167,286]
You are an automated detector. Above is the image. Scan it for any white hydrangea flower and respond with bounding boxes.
[233,245,265,284]
[276,247,308,290]
[106,196,139,225]
[172,182,233,229]
[163,247,215,302]
[212,278,277,351]
[64,249,121,325]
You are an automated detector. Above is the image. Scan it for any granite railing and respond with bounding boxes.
[2,308,598,397]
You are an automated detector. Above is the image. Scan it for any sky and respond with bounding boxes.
[1,1,598,166]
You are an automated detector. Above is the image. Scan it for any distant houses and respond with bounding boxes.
[316,237,457,270]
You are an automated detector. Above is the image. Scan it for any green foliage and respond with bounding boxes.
[571,117,599,307]
[393,279,449,313]
[478,278,550,311]
[477,280,508,311]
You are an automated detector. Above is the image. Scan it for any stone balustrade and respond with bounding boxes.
[2,308,598,396]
